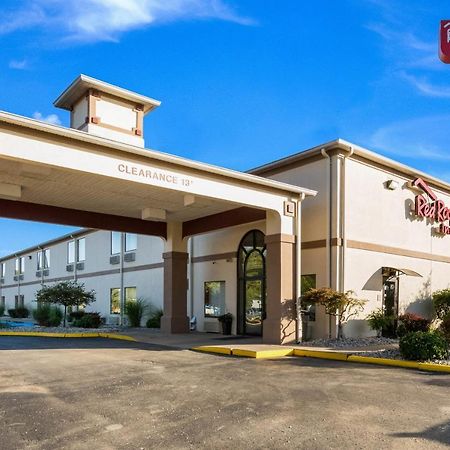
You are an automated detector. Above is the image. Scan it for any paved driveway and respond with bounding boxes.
[0,336,449,449]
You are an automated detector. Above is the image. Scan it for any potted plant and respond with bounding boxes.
[218,313,233,335]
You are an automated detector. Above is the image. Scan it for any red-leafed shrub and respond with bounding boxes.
[397,313,431,337]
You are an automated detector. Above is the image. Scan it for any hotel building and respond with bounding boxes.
[0,75,449,342]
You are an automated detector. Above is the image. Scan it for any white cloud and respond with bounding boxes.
[400,72,450,99]
[8,59,28,70]
[369,115,450,161]
[0,0,254,43]
[32,112,62,125]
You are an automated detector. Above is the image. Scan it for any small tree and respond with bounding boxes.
[432,289,450,320]
[36,281,95,327]
[302,288,367,339]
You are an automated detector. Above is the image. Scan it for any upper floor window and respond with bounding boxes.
[111,232,137,254]
[15,257,25,275]
[0,263,5,278]
[111,232,121,255]
[77,238,86,262]
[37,249,50,270]
[125,233,137,252]
[68,238,86,263]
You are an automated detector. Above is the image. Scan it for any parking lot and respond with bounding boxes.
[0,336,449,449]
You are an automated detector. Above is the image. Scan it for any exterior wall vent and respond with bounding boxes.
[76,262,85,271]
[124,252,136,262]
[36,271,41,278]
[110,255,120,265]
[66,264,74,272]
[43,269,49,277]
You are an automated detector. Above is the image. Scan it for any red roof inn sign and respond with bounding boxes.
[439,20,450,64]
[413,178,450,235]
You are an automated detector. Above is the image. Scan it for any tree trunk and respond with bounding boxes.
[337,321,343,340]
[64,305,67,327]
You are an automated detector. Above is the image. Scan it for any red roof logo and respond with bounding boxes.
[439,20,450,64]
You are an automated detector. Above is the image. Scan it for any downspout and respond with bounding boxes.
[321,148,333,338]
[14,254,20,307]
[296,193,305,343]
[340,146,354,294]
[119,232,125,326]
[189,236,194,321]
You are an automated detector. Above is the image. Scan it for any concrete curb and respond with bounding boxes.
[192,346,450,373]
[0,331,137,341]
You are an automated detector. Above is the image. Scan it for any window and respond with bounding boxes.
[68,238,85,263]
[204,281,226,317]
[110,288,120,314]
[77,238,85,262]
[15,295,24,308]
[0,263,4,278]
[68,241,75,264]
[37,249,50,270]
[111,232,121,255]
[301,274,317,321]
[15,257,25,275]
[125,233,137,252]
[110,286,137,314]
[125,286,136,303]
[0,296,4,309]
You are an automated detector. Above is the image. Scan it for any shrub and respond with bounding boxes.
[399,331,448,361]
[146,307,163,328]
[72,312,102,328]
[69,310,86,322]
[302,288,367,339]
[33,304,62,327]
[432,289,450,319]
[397,313,430,337]
[8,307,29,318]
[0,305,4,317]
[440,313,450,342]
[125,298,148,327]
[366,309,395,336]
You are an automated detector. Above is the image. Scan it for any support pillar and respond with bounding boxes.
[160,222,190,334]
[263,233,296,345]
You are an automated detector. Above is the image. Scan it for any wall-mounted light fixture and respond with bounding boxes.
[386,180,399,190]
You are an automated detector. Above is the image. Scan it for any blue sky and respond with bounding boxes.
[0,0,449,256]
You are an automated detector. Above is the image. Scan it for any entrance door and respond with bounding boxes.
[238,230,266,336]
[382,277,398,337]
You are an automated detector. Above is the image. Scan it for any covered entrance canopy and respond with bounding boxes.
[0,75,316,344]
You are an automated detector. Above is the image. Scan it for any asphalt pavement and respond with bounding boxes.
[0,336,449,449]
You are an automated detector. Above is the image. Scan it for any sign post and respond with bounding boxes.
[439,20,450,63]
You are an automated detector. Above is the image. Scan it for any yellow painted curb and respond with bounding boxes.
[347,355,420,369]
[418,362,450,373]
[100,333,137,342]
[232,348,294,359]
[192,346,232,355]
[294,349,350,361]
[0,331,136,342]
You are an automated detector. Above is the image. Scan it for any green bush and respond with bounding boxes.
[33,304,62,327]
[69,311,86,322]
[72,312,102,328]
[366,309,395,336]
[440,313,450,343]
[399,331,448,361]
[397,313,430,337]
[432,289,450,319]
[8,307,29,318]
[125,298,148,327]
[146,307,163,328]
[0,305,4,317]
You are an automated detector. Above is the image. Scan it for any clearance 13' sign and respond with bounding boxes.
[413,178,450,235]
[439,20,450,64]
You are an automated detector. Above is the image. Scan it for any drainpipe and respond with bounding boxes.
[119,232,125,327]
[340,146,354,294]
[14,254,20,307]
[321,148,333,338]
[296,193,305,343]
[189,236,194,320]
